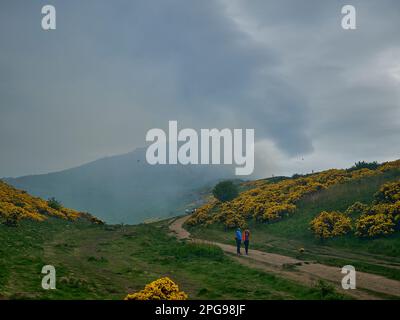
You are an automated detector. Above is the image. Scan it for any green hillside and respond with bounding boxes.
[0,218,345,300]
[1,162,400,300]
[188,166,400,281]
[0,179,344,300]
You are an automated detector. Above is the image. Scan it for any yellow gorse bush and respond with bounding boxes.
[310,211,353,239]
[345,202,369,216]
[125,277,188,300]
[0,180,103,224]
[187,162,400,228]
[373,180,400,204]
[378,160,400,172]
[353,180,400,237]
[310,180,400,239]
[355,213,395,237]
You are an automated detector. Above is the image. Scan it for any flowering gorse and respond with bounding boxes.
[345,202,369,216]
[310,211,353,239]
[355,213,395,237]
[354,180,400,237]
[311,180,400,239]
[0,180,103,224]
[125,277,188,300]
[187,161,400,228]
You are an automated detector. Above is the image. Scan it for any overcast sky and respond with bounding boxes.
[1,0,399,178]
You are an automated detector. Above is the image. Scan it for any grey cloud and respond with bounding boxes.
[1,0,399,178]
[226,0,400,174]
[0,0,313,177]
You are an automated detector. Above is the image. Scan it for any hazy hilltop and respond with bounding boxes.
[5,148,235,224]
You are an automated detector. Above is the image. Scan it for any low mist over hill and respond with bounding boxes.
[5,148,235,224]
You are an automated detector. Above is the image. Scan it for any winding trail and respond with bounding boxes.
[169,215,400,300]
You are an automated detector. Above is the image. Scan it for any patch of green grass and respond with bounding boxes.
[0,219,340,300]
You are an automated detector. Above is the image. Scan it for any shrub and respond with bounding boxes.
[292,173,303,179]
[355,213,395,237]
[379,160,400,172]
[262,203,296,222]
[186,202,216,226]
[369,203,400,217]
[79,212,105,225]
[0,181,100,223]
[2,210,21,227]
[345,202,369,216]
[373,181,400,204]
[347,161,379,172]
[223,210,246,228]
[352,180,400,236]
[310,211,352,239]
[125,277,187,300]
[47,197,63,210]
[212,181,239,202]
[188,160,400,227]
[313,280,339,300]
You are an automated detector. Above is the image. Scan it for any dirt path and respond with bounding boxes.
[169,215,400,300]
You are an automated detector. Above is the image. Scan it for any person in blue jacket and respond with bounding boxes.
[235,227,242,255]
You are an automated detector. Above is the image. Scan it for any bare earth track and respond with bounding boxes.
[169,215,400,300]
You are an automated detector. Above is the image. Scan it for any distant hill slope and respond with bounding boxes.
[5,148,235,224]
[0,180,102,224]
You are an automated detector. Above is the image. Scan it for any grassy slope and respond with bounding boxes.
[189,169,400,281]
[0,218,348,300]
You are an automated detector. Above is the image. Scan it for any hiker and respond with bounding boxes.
[242,229,250,255]
[235,227,242,255]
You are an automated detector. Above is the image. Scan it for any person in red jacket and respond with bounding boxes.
[242,229,250,255]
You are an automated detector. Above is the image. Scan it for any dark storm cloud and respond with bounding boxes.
[1,0,399,177]
[0,0,313,177]
[223,0,400,173]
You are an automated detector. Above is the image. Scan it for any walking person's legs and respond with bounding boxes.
[236,239,241,255]
[244,240,249,255]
